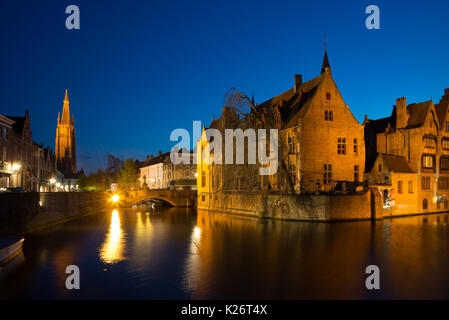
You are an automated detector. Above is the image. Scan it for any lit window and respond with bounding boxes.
[423,155,433,169]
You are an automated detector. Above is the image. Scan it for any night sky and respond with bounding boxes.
[1,0,448,173]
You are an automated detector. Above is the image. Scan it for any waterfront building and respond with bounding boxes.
[0,114,16,189]
[0,111,57,191]
[55,89,77,177]
[139,151,169,189]
[163,150,197,190]
[197,48,365,199]
[364,88,449,214]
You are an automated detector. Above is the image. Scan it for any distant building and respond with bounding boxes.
[139,150,197,190]
[139,151,169,189]
[0,111,56,191]
[55,89,77,177]
[163,150,197,190]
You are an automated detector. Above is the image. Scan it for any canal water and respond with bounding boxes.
[1,208,449,299]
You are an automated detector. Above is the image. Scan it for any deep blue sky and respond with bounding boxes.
[1,0,448,173]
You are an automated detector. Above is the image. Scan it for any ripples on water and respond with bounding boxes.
[1,208,449,299]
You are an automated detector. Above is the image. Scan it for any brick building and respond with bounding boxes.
[0,111,57,191]
[364,88,449,213]
[197,49,365,201]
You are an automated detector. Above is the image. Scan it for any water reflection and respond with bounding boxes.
[2,208,449,299]
[100,209,126,264]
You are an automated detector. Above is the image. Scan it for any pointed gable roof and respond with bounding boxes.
[61,89,71,124]
[256,72,326,127]
[321,48,330,74]
[406,100,433,129]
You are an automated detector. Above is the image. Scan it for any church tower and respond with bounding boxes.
[55,89,77,176]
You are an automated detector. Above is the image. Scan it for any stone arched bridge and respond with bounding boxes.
[120,189,197,208]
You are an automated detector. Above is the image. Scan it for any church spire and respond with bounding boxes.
[61,88,71,124]
[321,48,331,74]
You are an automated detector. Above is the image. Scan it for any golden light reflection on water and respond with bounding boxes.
[100,209,126,264]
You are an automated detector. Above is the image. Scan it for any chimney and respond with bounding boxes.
[146,155,150,161]
[294,74,302,93]
[445,88,449,97]
[396,97,408,129]
[158,150,162,156]
[150,154,154,160]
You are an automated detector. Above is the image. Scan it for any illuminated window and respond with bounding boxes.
[323,164,332,184]
[398,180,403,193]
[408,180,413,193]
[421,176,431,190]
[422,155,433,169]
[337,137,346,154]
[354,165,359,181]
[324,110,333,121]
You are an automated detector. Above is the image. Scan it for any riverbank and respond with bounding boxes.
[197,188,449,221]
[0,192,109,236]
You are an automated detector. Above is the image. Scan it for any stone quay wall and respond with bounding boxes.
[197,189,375,221]
[0,192,108,236]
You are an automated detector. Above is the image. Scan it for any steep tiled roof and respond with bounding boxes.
[256,73,325,126]
[435,99,449,129]
[139,152,170,168]
[380,154,414,173]
[406,100,432,129]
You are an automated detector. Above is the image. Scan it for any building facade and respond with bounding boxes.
[0,111,57,191]
[364,88,449,214]
[197,49,365,205]
[55,89,77,177]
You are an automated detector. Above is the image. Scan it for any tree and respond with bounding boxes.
[119,159,138,191]
[78,172,88,191]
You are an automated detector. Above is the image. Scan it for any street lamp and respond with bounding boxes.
[11,163,21,172]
